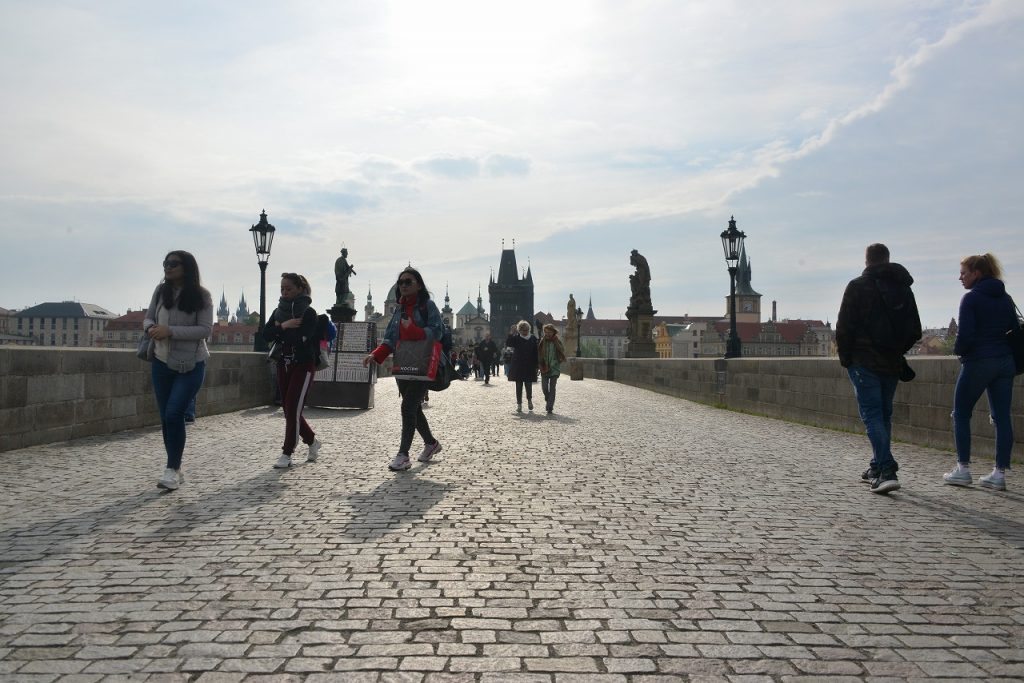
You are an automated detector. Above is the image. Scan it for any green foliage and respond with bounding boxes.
[579,340,604,358]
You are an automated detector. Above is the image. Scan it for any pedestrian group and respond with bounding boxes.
[144,245,1020,494]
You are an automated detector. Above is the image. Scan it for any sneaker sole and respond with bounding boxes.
[871,480,901,494]
[979,480,1006,491]
[157,480,179,490]
[273,462,292,469]
[388,464,411,471]
[943,478,972,487]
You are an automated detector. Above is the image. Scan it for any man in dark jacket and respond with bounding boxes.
[837,243,922,494]
[475,332,499,385]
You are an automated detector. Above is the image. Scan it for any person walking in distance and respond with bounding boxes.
[506,320,539,413]
[475,332,499,385]
[143,250,213,491]
[538,323,567,415]
[362,267,444,471]
[263,273,322,469]
[837,243,922,494]
[942,253,1018,491]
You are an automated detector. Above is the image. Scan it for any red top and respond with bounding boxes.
[370,296,426,364]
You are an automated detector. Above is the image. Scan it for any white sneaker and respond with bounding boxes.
[418,441,442,463]
[157,468,181,490]
[273,453,292,469]
[979,470,1006,491]
[943,464,972,487]
[389,453,411,471]
[307,439,322,463]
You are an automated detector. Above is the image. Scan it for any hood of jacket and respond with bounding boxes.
[863,262,914,287]
[971,276,1006,298]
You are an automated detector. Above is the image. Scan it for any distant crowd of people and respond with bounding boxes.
[142,244,1019,495]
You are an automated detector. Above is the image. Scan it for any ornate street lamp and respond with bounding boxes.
[250,209,276,352]
[575,306,583,357]
[720,215,745,359]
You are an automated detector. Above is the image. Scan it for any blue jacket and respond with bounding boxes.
[379,297,444,353]
[954,277,1017,360]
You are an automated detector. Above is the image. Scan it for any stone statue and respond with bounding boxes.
[566,293,577,328]
[629,249,652,311]
[334,247,356,306]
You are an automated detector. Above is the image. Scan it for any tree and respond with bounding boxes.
[579,340,604,358]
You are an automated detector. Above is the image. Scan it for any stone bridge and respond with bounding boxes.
[1,364,1023,681]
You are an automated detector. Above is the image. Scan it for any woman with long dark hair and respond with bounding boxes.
[143,250,213,490]
[263,272,322,469]
[363,267,444,471]
[943,253,1017,491]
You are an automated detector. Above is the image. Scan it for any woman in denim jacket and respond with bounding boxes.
[363,267,444,471]
[143,250,213,491]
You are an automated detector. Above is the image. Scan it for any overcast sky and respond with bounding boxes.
[2,1,1022,328]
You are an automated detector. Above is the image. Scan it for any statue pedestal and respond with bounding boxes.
[307,318,377,410]
[329,303,357,324]
[625,307,658,358]
[567,357,584,381]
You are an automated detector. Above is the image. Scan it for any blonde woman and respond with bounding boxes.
[505,320,539,413]
[943,253,1017,491]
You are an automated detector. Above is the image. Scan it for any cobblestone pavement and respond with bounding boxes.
[1,376,1023,682]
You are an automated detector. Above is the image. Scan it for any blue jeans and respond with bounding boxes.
[953,355,1015,469]
[847,365,899,472]
[151,359,206,470]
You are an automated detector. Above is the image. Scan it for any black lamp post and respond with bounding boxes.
[720,215,745,359]
[250,209,276,352]
[575,306,583,357]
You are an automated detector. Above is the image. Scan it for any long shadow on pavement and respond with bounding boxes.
[898,489,1024,550]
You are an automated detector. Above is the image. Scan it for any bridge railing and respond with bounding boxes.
[579,356,1024,459]
[0,348,274,452]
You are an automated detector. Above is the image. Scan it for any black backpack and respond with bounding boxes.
[873,278,919,353]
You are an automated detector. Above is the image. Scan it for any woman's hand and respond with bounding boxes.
[280,317,301,330]
[148,325,172,340]
[362,354,377,368]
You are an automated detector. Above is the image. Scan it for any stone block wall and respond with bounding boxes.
[0,348,275,452]
[580,356,1024,459]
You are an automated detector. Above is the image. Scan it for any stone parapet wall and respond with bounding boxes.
[0,348,275,452]
[579,356,1024,459]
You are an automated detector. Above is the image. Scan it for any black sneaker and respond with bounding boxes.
[861,466,879,484]
[870,470,901,494]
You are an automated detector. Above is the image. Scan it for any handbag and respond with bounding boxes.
[316,346,330,371]
[392,338,442,381]
[429,355,453,392]
[136,335,153,362]
[1008,297,1024,375]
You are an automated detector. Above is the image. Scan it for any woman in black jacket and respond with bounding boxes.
[505,320,539,413]
[263,272,321,468]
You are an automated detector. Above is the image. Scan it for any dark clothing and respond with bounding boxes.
[263,305,319,365]
[476,339,499,383]
[397,379,435,454]
[541,375,558,412]
[475,339,498,363]
[952,276,1016,468]
[515,380,533,406]
[847,365,898,472]
[836,262,922,376]
[953,277,1017,359]
[277,361,316,455]
[505,334,539,383]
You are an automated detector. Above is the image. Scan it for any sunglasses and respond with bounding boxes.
[397,278,416,286]
[163,260,183,268]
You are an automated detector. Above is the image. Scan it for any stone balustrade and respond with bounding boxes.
[2,348,1021,460]
[577,356,1024,459]
[0,348,274,452]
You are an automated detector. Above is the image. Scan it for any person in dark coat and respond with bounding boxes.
[475,332,499,385]
[505,320,539,413]
[942,252,1017,491]
[836,243,922,494]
